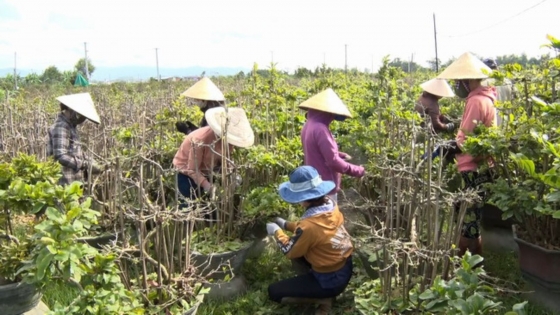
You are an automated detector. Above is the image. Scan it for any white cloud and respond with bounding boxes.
[0,0,558,73]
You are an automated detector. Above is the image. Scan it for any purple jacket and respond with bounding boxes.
[301,109,365,194]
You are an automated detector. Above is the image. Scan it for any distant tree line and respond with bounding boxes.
[389,53,552,73]
[0,58,95,91]
[0,52,554,91]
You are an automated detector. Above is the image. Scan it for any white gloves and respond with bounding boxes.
[274,217,287,229]
[266,223,281,235]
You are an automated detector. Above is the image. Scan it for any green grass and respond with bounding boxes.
[42,280,80,310]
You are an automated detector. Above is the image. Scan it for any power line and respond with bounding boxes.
[446,0,548,38]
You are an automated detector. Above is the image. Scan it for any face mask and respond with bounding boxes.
[454,80,471,99]
[75,113,87,125]
[66,110,86,125]
[333,115,347,122]
[195,100,206,108]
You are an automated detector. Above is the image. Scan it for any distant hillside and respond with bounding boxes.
[0,66,250,82]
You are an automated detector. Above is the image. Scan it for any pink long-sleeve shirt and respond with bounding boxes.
[301,109,365,195]
[456,86,497,173]
[172,126,233,191]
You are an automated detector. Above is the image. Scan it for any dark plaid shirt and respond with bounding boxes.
[47,114,88,186]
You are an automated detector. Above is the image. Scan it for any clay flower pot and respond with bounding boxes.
[513,225,560,292]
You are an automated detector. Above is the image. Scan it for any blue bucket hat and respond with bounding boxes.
[278,166,336,204]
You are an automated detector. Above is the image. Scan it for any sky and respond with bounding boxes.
[0,0,558,74]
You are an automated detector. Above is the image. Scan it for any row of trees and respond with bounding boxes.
[0,58,95,91]
[389,53,552,74]
[288,53,553,79]
[1,52,553,89]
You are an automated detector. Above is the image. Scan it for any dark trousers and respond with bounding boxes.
[454,170,495,239]
[268,257,353,303]
[177,173,204,200]
[177,173,217,222]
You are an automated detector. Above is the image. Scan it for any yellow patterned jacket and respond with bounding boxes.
[274,203,353,273]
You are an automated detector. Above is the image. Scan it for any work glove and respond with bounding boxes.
[201,182,215,200]
[446,123,456,131]
[274,217,287,230]
[342,153,352,161]
[175,121,198,135]
[235,174,243,186]
[266,222,281,236]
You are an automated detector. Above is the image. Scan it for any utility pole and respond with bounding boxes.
[344,44,348,73]
[84,42,90,80]
[408,58,411,73]
[14,52,17,90]
[155,48,160,81]
[433,13,439,72]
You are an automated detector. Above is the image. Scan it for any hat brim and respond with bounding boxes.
[56,93,101,124]
[420,79,455,98]
[181,77,225,101]
[298,88,353,118]
[205,107,255,148]
[278,180,336,204]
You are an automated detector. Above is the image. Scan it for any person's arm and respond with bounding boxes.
[315,128,364,177]
[439,114,451,124]
[183,139,212,191]
[426,103,452,132]
[456,99,483,149]
[274,223,313,259]
[51,125,86,171]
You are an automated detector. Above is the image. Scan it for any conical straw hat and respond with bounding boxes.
[205,107,255,148]
[420,78,455,97]
[436,52,492,80]
[298,88,352,118]
[181,77,225,101]
[56,93,100,124]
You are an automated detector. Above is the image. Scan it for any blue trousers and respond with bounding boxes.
[177,173,217,222]
[177,173,203,200]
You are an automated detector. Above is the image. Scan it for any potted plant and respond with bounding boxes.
[0,154,61,314]
[0,154,153,314]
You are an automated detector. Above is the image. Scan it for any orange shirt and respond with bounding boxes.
[274,205,353,273]
[172,126,232,190]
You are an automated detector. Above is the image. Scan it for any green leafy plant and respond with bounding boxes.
[462,59,560,247]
